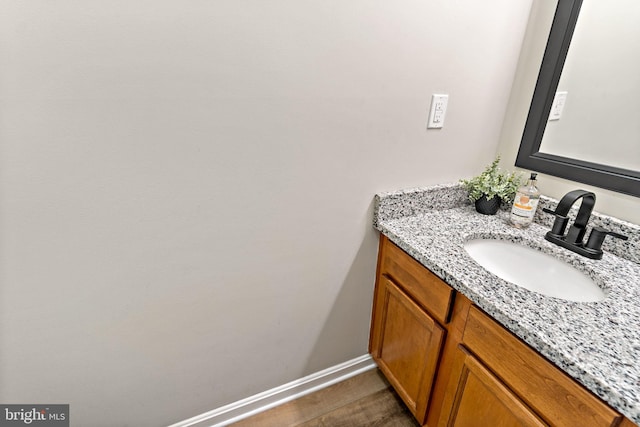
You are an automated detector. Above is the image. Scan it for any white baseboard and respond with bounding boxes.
[168,354,376,427]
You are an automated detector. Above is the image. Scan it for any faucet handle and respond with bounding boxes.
[542,207,569,236]
[585,227,629,252]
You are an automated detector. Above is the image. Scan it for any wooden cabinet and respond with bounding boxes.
[445,307,622,427]
[369,236,459,424]
[370,276,444,423]
[440,306,622,426]
[369,236,635,427]
[441,346,546,427]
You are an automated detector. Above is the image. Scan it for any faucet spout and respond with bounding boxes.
[543,190,595,242]
[552,189,595,216]
[543,189,627,260]
[559,190,595,244]
[542,189,601,257]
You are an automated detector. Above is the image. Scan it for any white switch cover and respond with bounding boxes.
[549,91,568,121]
[427,94,449,129]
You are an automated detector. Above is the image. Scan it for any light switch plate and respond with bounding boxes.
[428,94,449,129]
[549,91,568,121]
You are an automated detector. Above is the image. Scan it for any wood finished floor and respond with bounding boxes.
[231,369,420,427]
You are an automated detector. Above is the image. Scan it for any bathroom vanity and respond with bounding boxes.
[370,184,640,426]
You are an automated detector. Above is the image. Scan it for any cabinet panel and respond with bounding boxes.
[463,306,621,427]
[443,346,547,427]
[380,238,454,324]
[372,276,445,424]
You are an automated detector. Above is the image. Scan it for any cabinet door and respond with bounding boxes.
[462,306,622,427]
[371,276,445,424]
[441,346,547,427]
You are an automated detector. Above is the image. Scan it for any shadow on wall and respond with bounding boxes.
[303,200,380,374]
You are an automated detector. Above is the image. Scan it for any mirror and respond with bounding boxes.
[515,0,640,197]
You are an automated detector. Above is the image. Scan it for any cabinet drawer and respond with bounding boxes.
[463,306,622,427]
[380,239,454,324]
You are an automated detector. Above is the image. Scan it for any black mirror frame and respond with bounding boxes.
[515,0,640,197]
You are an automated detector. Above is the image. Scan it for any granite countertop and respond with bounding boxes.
[374,183,640,424]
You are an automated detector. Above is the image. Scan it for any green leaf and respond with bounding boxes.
[459,156,523,203]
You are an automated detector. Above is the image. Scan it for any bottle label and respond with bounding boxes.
[511,195,539,218]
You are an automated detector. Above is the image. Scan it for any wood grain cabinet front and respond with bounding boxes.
[370,276,445,424]
[376,235,454,325]
[369,236,455,424]
[369,236,636,427]
[443,306,624,427]
[439,345,547,427]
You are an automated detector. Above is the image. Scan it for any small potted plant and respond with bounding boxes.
[460,157,523,215]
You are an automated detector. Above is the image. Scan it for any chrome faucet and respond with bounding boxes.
[543,190,627,259]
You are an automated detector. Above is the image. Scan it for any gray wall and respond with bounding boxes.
[0,1,532,426]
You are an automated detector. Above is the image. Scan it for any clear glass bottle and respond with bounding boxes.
[510,173,540,228]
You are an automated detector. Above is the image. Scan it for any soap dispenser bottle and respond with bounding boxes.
[510,173,540,228]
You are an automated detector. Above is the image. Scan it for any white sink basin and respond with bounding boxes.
[464,239,605,302]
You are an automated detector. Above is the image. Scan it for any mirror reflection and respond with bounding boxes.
[538,0,640,171]
[516,0,640,197]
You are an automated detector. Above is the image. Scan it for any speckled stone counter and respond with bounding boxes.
[374,183,640,424]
